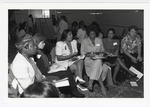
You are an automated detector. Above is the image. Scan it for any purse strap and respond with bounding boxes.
[9,68,25,91]
[14,74,25,91]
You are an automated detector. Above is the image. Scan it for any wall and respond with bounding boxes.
[36,18,55,39]
[58,10,143,38]
[96,11,144,38]
[11,10,144,39]
[14,10,28,25]
[12,10,55,39]
[58,13,96,27]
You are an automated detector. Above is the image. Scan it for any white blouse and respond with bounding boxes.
[55,40,78,66]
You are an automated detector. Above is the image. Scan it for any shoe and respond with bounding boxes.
[126,73,137,79]
[71,90,85,98]
[103,94,107,98]
[105,86,109,90]
[80,82,87,87]
[88,86,93,92]
[131,75,139,81]
[77,84,88,91]
[127,74,138,80]
[75,76,86,84]
[131,74,137,77]
[101,87,107,96]
[113,80,120,86]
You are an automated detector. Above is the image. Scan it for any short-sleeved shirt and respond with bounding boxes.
[121,33,141,54]
[103,38,119,54]
[55,40,78,66]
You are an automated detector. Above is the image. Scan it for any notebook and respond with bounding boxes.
[129,66,143,81]
[53,77,70,87]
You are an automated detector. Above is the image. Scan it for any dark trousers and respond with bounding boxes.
[123,53,143,72]
[45,69,78,96]
[77,42,81,55]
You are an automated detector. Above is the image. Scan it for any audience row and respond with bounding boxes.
[8,15,143,98]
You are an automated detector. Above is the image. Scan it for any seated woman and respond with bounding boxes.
[71,21,78,39]
[11,34,44,95]
[121,26,143,72]
[33,33,85,98]
[81,26,113,96]
[76,21,87,54]
[55,29,85,84]
[21,81,60,98]
[16,21,28,39]
[103,28,137,85]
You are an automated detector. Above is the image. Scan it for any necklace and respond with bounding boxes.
[65,41,73,54]
[89,38,95,46]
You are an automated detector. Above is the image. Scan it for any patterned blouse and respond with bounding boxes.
[121,33,141,54]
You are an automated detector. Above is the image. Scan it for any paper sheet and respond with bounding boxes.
[130,81,138,87]
[129,66,143,81]
[53,78,70,87]
[48,63,68,73]
[68,55,85,66]
[77,55,85,59]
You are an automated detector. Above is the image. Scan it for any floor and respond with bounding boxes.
[79,77,143,98]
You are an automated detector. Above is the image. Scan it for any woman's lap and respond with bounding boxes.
[123,53,137,68]
[84,58,102,80]
[70,64,77,72]
[70,59,83,73]
[123,53,142,71]
[48,70,68,79]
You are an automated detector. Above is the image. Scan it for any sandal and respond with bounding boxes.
[113,80,120,86]
[75,76,86,84]
[88,86,93,92]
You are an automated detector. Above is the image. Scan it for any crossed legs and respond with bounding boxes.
[113,57,137,83]
[70,59,85,83]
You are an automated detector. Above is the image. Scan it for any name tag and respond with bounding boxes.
[113,42,117,46]
[95,44,100,46]
[37,54,41,59]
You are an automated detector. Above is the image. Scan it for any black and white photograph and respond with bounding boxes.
[1,1,150,106]
[8,9,144,98]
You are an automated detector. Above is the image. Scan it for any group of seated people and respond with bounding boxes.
[8,22,143,98]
